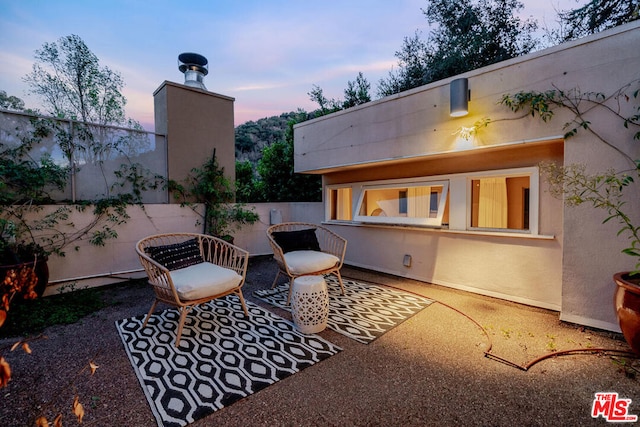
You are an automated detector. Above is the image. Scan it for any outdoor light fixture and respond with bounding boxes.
[450,78,470,117]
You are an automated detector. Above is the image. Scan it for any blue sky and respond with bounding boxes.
[0,0,588,129]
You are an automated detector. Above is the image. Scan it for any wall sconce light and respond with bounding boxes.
[450,78,470,117]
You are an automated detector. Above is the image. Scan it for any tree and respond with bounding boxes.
[343,72,372,108]
[0,91,25,111]
[234,112,298,163]
[256,111,321,202]
[21,34,149,188]
[308,85,341,116]
[377,33,431,97]
[378,0,538,96]
[256,139,291,201]
[309,72,373,116]
[556,0,639,42]
[235,159,261,202]
[23,34,127,126]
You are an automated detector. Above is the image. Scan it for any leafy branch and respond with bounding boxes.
[542,161,640,273]
[500,79,640,273]
[168,150,259,240]
[500,81,640,166]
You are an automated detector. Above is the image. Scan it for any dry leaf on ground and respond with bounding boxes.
[73,395,85,423]
[0,356,11,388]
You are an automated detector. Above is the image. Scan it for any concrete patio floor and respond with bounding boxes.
[1,255,638,426]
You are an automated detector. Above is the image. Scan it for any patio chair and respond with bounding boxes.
[136,232,249,347]
[267,222,347,304]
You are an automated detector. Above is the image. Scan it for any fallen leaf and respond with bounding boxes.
[10,340,21,352]
[0,357,11,388]
[22,342,32,354]
[73,395,84,423]
[35,416,49,427]
[89,361,99,375]
[53,414,63,427]
[0,309,6,327]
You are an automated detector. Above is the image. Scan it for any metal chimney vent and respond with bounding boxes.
[178,52,208,90]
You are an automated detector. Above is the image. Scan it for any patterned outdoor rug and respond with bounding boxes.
[254,276,434,344]
[116,296,341,427]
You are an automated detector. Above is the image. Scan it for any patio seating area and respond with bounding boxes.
[1,255,638,426]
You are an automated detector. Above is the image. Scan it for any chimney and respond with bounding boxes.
[178,52,208,90]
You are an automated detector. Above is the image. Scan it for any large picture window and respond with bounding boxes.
[354,181,449,227]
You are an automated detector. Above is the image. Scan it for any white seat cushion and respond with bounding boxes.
[169,262,242,300]
[284,250,340,275]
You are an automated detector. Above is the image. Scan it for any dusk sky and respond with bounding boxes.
[0,0,589,130]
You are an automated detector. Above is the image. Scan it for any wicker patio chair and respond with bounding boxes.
[136,232,249,347]
[267,222,347,304]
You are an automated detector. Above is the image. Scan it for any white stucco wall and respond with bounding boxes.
[230,202,324,256]
[40,202,323,293]
[42,204,203,293]
[332,224,563,310]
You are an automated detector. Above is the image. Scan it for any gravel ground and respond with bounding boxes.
[1,256,639,426]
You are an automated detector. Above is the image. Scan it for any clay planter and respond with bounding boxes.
[613,272,640,355]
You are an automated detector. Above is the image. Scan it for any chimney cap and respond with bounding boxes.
[178,52,208,75]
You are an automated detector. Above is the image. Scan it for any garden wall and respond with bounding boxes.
[43,202,323,295]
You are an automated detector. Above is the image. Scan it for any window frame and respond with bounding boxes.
[353,180,449,227]
[325,166,540,236]
[465,167,538,235]
[326,186,354,221]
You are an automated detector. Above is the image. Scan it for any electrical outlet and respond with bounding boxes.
[403,254,412,267]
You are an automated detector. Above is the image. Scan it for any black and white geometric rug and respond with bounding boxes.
[115,296,341,427]
[254,276,434,344]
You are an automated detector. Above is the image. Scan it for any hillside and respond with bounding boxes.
[234,111,300,165]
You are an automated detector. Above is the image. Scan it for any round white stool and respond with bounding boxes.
[290,275,329,334]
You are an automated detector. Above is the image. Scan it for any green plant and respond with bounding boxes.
[0,116,136,260]
[500,81,640,274]
[0,285,107,338]
[611,356,639,379]
[0,113,159,412]
[545,333,557,352]
[169,150,259,240]
[501,328,513,339]
[541,162,640,273]
[1,33,157,264]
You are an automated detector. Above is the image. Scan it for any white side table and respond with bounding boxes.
[290,275,329,334]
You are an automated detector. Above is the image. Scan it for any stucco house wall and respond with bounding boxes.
[293,22,640,331]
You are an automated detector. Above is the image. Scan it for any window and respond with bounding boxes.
[398,190,408,214]
[325,166,538,235]
[470,175,531,231]
[354,181,449,227]
[328,187,352,220]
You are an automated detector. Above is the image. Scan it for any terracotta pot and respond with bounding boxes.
[0,257,49,299]
[613,272,640,355]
